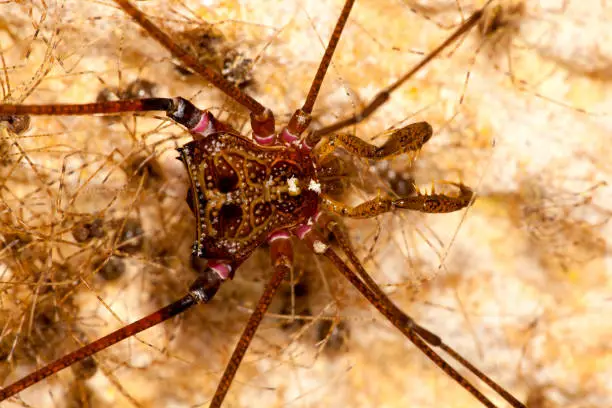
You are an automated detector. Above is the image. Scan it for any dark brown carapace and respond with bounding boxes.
[0,0,526,407]
[177,117,318,269]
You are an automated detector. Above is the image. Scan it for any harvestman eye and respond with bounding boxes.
[0,1,530,407]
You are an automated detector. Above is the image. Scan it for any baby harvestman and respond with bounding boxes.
[0,0,525,407]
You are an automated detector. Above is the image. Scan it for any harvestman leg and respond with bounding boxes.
[112,0,276,138]
[1,0,278,137]
[208,1,358,403]
[298,223,525,408]
[302,8,524,404]
[210,232,294,407]
[307,1,491,144]
[314,213,526,408]
[0,268,224,400]
[0,0,360,399]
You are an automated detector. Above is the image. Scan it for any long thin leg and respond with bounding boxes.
[0,97,228,141]
[1,4,269,123]
[0,270,224,402]
[314,212,382,295]
[320,182,474,218]
[315,213,526,408]
[209,232,293,408]
[112,0,266,119]
[0,98,174,116]
[299,227,525,408]
[301,0,355,116]
[282,0,356,142]
[307,2,490,145]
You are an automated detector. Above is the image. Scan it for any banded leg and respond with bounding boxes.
[209,231,293,408]
[281,0,356,141]
[0,98,174,117]
[315,121,432,161]
[321,182,474,219]
[0,97,231,140]
[0,269,225,402]
[314,212,526,408]
[298,227,525,408]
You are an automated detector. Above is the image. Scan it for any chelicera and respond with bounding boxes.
[0,0,525,407]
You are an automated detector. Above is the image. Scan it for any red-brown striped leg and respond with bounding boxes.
[0,98,175,116]
[112,0,272,136]
[0,269,224,402]
[298,226,525,408]
[313,212,526,408]
[209,231,293,407]
[280,0,356,144]
[313,212,382,294]
[0,97,237,144]
[164,97,240,141]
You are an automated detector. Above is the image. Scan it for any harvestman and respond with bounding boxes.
[0,0,526,407]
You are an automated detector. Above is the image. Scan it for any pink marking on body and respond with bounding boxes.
[281,128,298,144]
[254,133,276,145]
[294,224,312,240]
[268,230,291,243]
[192,111,215,136]
[209,262,232,280]
[299,139,313,153]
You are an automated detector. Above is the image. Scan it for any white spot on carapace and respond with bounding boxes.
[308,179,321,194]
[288,176,301,195]
[313,240,327,254]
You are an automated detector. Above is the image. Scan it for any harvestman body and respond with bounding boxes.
[0,0,526,407]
